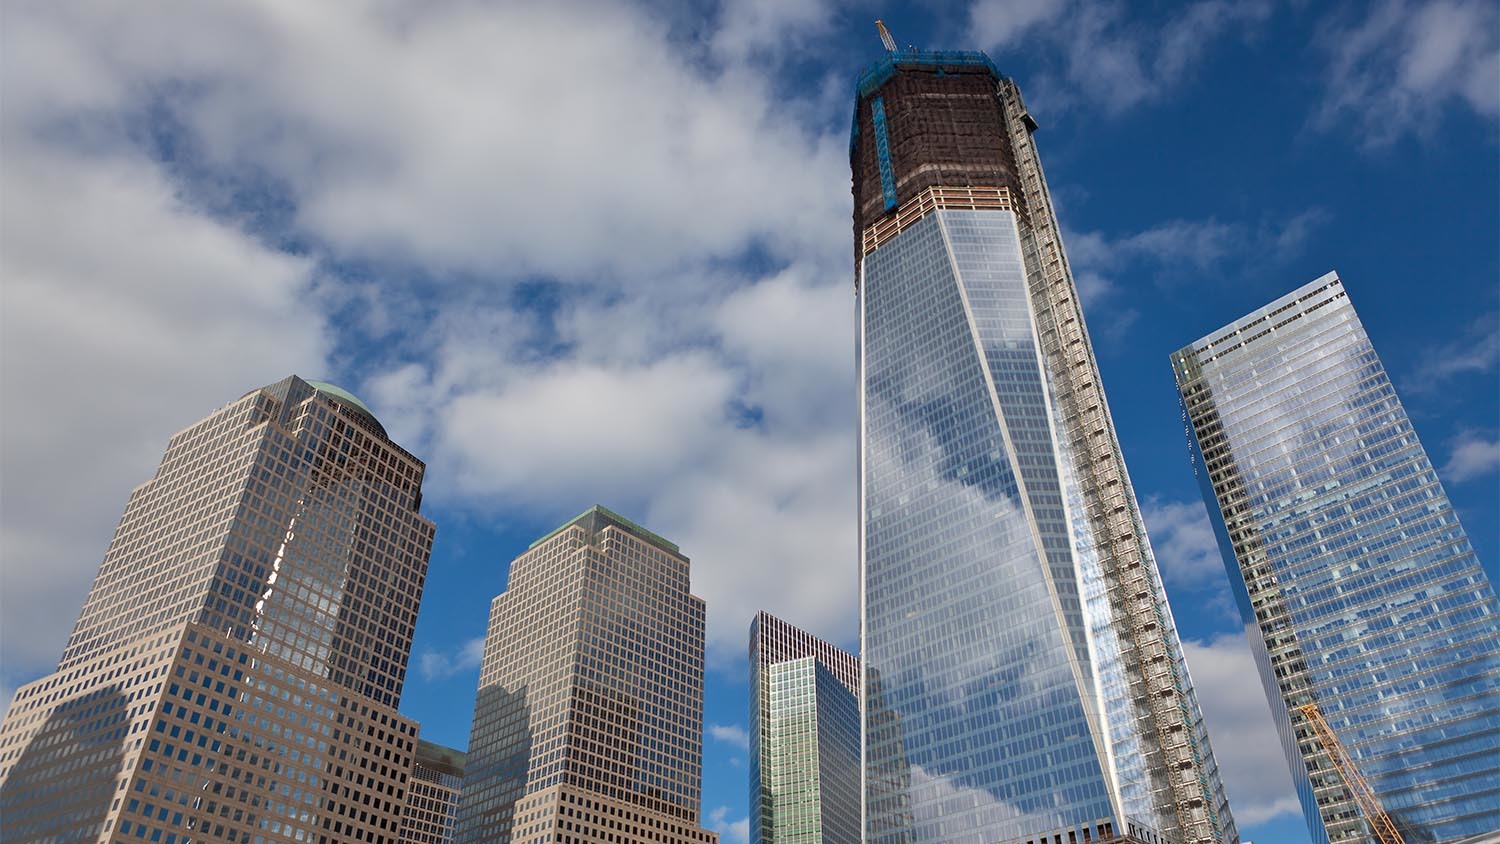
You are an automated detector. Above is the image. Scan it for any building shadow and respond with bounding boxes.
[0,684,130,843]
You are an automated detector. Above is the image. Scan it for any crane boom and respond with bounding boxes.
[1300,703,1406,844]
[876,19,898,52]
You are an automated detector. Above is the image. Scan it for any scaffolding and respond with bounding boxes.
[997,78,1224,844]
[1300,703,1406,844]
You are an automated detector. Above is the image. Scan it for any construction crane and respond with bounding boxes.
[876,19,898,52]
[1299,703,1406,844]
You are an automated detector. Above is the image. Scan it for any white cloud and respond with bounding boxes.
[1442,431,1500,484]
[1404,314,1500,392]
[708,723,750,751]
[0,137,329,683]
[1316,0,1500,145]
[706,806,750,844]
[437,354,739,504]
[417,637,486,682]
[972,0,1273,114]
[1,0,865,686]
[1141,497,1228,590]
[1181,633,1304,826]
[711,0,839,65]
[1061,210,1327,343]
[967,0,1068,49]
[8,1,848,283]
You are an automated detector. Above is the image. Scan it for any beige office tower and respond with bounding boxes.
[0,375,436,844]
[455,506,719,844]
[399,740,465,843]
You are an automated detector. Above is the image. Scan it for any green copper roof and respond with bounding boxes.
[304,380,390,439]
[528,505,680,554]
[305,380,377,420]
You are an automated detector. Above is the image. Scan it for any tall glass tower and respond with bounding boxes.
[0,375,437,844]
[852,47,1237,844]
[1172,272,1500,844]
[455,506,718,844]
[748,611,860,844]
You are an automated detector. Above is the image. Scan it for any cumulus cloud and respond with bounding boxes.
[417,637,487,682]
[1181,633,1304,826]
[1061,208,1328,342]
[1,0,862,689]
[1403,314,1500,393]
[967,0,1068,49]
[1315,0,1500,145]
[1141,497,1230,591]
[711,0,840,65]
[706,806,750,844]
[9,1,847,282]
[708,723,750,751]
[0,133,329,683]
[1442,431,1500,484]
[969,0,1273,114]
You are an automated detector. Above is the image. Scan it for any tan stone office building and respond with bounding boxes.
[0,375,436,844]
[455,506,718,844]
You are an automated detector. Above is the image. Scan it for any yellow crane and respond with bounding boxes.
[876,19,898,52]
[1299,703,1406,844]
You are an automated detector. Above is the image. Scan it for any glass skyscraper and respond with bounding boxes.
[1172,272,1500,844]
[748,611,860,844]
[455,505,718,844]
[852,48,1237,844]
[0,375,437,844]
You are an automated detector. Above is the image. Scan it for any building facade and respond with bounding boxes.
[400,739,465,844]
[1172,272,1500,844]
[851,47,1238,844]
[0,375,437,844]
[455,506,717,844]
[748,611,859,844]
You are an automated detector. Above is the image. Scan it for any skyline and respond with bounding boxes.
[1,3,1497,844]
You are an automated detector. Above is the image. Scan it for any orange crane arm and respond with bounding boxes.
[1299,703,1405,844]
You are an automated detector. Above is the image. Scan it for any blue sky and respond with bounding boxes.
[1,2,1496,843]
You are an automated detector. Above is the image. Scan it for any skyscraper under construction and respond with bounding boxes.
[851,40,1238,844]
[0,375,437,844]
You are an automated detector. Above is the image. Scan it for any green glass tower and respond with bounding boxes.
[748,611,859,844]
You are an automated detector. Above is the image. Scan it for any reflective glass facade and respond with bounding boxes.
[0,375,436,844]
[1173,273,1500,844]
[456,506,717,844]
[854,52,1236,844]
[749,612,860,844]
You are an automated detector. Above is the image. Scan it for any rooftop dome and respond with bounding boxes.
[305,380,386,437]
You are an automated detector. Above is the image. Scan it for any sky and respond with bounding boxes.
[1,2,1496,843]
